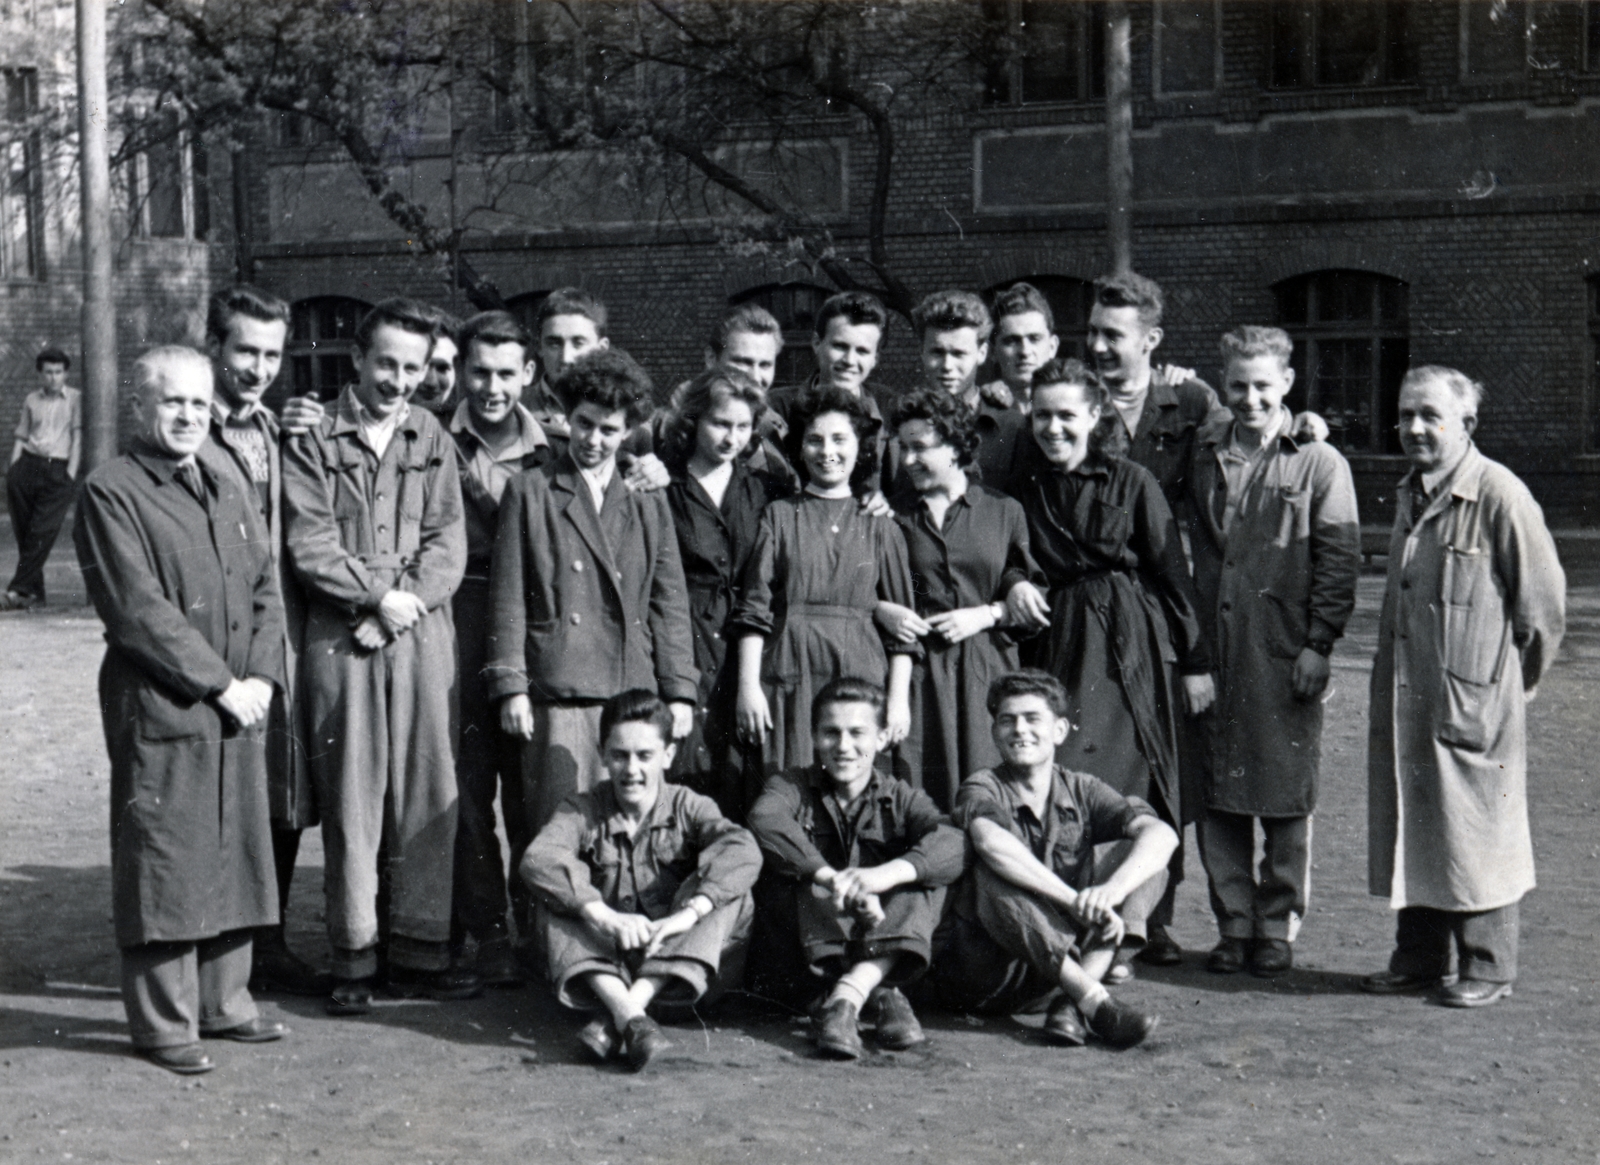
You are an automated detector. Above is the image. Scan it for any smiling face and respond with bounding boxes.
[695,393,756,467]
[1086,303,1160,391]
[1224,353,1294,436]
[811,318,881,395]
[715,329,780,392]
[991,693,1071,770]
[568,400,630,470]
[814,700,888,790]
[465,339,535,428]
[134,363,214,461]
[353,323,432,420]
[540,313,607,382]
[897,418,962,496]
[603,719,675,816]
[801,410,859,490]
[209,315,286,411]
[415,335,459,411]
[995,310,1059,390]
[921,326,989,398]
[1030,380,1103,467]
[1398,376,1475,474]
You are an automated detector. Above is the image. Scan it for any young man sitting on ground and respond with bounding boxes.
[747,677,965,1060]
[522,689,762,1071]
[938,670,1175,1048]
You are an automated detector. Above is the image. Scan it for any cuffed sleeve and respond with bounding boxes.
[522,798,606,915]
[485,474,532,701]
[747,771,830,881]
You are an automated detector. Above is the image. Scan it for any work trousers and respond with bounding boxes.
[306,605,459,979]
[121,930,257,1050]
[508,701,605,939]
[1198,810,1311,942]
[6,450,74,600]
[450,580,522,947]
[1389,902,1520,984]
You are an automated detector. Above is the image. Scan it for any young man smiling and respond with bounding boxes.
[983,282,1060,414]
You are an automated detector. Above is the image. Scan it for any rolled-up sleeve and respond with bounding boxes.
[747,772,828,881]
[676,790,763,906]
[522,799,605,915]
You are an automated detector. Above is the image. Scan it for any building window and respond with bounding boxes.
[985,0,1107,105]
[1276,270,1409,454]
[285,296,371,404]
[1270,0,1420,88]
[1155,0,1221,95]
[730,282,831,386]
[1587,0,1600,70]
[2,67,40,280]
[1468,0,1568,77]
[126,108,208,241]
[985,275,1095,363]
[276,111,334,149]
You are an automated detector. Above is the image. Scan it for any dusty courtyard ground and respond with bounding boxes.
[2,537,1598,1165]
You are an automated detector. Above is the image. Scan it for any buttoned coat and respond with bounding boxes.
[74,448,285,947]
[1188,415,1361,816]
[1095,377,1229,518]
[486,449,699,705]
[1368,445,1564,912]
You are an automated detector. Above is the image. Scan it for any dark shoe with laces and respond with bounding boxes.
[1361,968,1452,995]
[327,977,375,1016]
[138,1043,214,1075]
[1207,937,1249,974]
[203,1017,285,1043]
[868,986,926,1050]
[1438,979,1512,1008]
[385,965,483,1001]
[814,998,864,1060]
[621,1015,672,1071]
[1250,938,1293,978]
[1139,926,1183,966]
[1085,997,1159,1048]
[1042,996,1087,1046]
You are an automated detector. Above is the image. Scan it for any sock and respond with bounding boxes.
[828,978,871,1011]
[1080,986,1110,1018]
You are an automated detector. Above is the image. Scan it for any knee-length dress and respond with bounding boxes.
[1009,453,1211,823]
[895,483,1036,812]
[731,492,919,775]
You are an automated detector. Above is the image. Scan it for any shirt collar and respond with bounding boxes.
[128,438,198,484]
[449,399,549,458]
[598,781,671,838]
[334,385,415,438]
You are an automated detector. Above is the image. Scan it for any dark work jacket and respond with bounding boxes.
[74,446,284,946]
[1095,377,1229,521]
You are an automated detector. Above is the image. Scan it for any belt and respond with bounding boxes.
[791,603,864,618]
[22,450,68,464]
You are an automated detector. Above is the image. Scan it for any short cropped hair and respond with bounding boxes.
[355,297,440,355]
[35,346,70,371]
[459,310,533,357]
[711,303,784,356]
[991,282,1056,333]
[600,688,675,747]
[133,345,213,403]
[890,386,981,468]
[986,669,1070,718]
[659,367,768,473]
[1220,325,1293,368]
[784,385,882,495]
[1030,356,1109,410]
[552,347,655,427]
[911,289,993,343]
[811,676,887,730]
[538,287,609,338]
[814,290,888,339]
[419,304,462,348]
[205,285,291,346]
[1093,271,1165,329]
[1402,364,1484,415]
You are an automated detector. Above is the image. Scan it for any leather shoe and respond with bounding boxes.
[1085,997,1159,1048]
[1207,937,1248,974]
[385,965,483,1001]
[1251,938,1293,978]
[1138,927,1183,966]
[203,1017,285,1043]
[620,1015,672,1071]
[868,986,926,1050]
[139,1043,214,1075]
[1360,969,1449,995]
[577,1017,617,1061]
[250,936,331,997]
[814,998,863,1060]
[327,977,375,1016]
[1042,996,1086,1046]
[1439,979,1513,1008]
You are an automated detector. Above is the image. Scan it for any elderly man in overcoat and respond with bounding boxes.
[1363,365,1564,1008]
[74,346,286,1074]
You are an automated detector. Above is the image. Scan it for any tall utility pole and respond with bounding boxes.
[76,0,117,471]
[1105,1,1134,274]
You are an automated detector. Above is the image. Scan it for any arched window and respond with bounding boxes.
[284,296,371,404]
[1275,270,1408,454]
[506,291,552,343]
[985,275,1094,363]
[730,282,832,386]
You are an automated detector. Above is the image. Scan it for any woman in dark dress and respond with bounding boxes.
[1007,358,1215,849]
[881,388,1037,811]
[659,368,788,820]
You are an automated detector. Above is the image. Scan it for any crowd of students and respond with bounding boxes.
[67,268,1564,1077]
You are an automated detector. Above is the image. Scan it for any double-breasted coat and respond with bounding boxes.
[1368,445,1565,913]
[74,446,285,948]
[1188,414,1361,817]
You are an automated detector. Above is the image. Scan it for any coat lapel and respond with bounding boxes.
[554,463,622,587]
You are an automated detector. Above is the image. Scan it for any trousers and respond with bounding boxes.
[1389,902,1519,984]
[1198,810,1312,941]
[7,450,74,600]
[508,702,605,938]
[121,930,257,1050]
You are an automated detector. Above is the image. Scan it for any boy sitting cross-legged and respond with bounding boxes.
[746,677,965,1060]
[521,689,761,1071]
[938,669,1176,1048]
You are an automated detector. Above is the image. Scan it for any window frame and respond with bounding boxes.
[1,66,41,281]
[125,106,207,243]
[1153,0,1222,97]
[282,295,373,406]
[984,0,1107,107]
[1270,0,1421,90]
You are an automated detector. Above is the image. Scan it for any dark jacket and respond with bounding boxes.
[1096,377,1229,518]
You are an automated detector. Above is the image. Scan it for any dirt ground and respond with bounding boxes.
[2,534,1598,1165]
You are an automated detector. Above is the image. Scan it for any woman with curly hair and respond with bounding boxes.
[659,368,789,819]
[881,387,1038,812]
[730,386,918,775]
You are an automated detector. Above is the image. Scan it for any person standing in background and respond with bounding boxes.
[5,346,80,609]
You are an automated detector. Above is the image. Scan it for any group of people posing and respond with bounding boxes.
[69,267,1566,1077]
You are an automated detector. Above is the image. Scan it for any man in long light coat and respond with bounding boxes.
[1364,365,1564,1008]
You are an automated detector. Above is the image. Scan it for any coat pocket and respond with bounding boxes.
[1085,497,1132,551]
[1436,671,1494,752]
[1273,487,1311,549]
[1260,591,1310,660]
[136,682,221,742]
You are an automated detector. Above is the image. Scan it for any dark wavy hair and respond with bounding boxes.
[783,386,882,495]
[206,285,290,346]
[811,676,887,730]
[986,669,1070,718]
[600,688,675,748]
[658,367,768,473]
[355,297,440,355]
[889,386,981,469]
[552,347,655,427]
[1030,356,1110,410]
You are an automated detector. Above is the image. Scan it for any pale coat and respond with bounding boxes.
[1189,413,1361,816]
[1368,445,1565,912]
